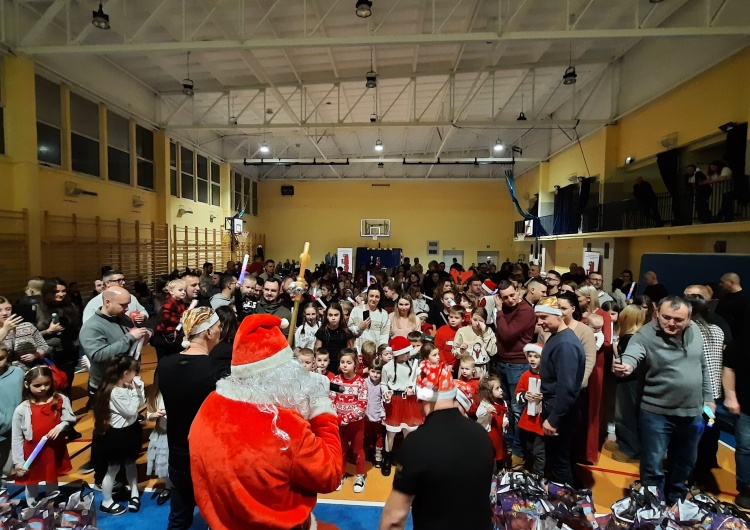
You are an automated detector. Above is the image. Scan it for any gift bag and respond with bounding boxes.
[58,487,96,529]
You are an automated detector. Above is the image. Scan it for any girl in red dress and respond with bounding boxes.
[12,365,75,506]
[476,374,508,470]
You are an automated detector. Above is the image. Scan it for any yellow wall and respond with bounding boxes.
[618,47,750,162]
[547,129,606,191]
[257,180,518,264]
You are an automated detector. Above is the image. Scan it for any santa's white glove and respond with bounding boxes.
[307,372,335,420]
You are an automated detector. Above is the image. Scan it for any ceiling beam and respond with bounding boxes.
[19,0,65,47]
[18,26,750,55]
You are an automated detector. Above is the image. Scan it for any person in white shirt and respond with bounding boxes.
[83,270,148,324]
[349,285,390,350]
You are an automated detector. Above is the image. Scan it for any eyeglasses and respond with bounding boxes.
[107,277,126,284]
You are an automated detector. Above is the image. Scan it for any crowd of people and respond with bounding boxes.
[0,253,748,529]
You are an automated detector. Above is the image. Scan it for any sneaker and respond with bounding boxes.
[335,476,345,492]
[78,461,95,474]
[374,448,382,468]
[353,474,366,493]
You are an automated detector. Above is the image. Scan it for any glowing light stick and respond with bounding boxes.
[703,405,715,427]
[366,272,371,286]
[175,299,199,331]
[238,254,250,285]
[287,242,311,344]
[626,282,637,300]
[22,436,48,470]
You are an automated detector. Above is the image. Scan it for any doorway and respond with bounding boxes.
[477,251,500,268]
[443,250,464,267]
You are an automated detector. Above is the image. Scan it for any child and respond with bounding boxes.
[154,279,188,360]
[407,330,423,360]
[330,349,368,493]
[587,313,605,350]
[315,349,333,380]
[294,303,319,351]
[0,346,24,487]
[456,292,476,326]
[93,356,145,515]
[452,307,497,377]
[380,336,421,477]
[359,340,377,377]
[364,359,385,468]
[457,355,480,418]
[515,343,545,474]
[415,343,443,401]
[315,302,354,370]
[12,365,76,506]
[297,348,316,373]
[476,374,508,469]
[339,300,354,325]
[434,307,463,372]
[146,375,171,505]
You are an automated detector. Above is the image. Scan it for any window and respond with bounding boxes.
[107,111,130,184]
[233,172,243,211]
[169,141,178,197]
[252,181,258,216]
[35,76,61,165]
[70,92,100,177]
[211,162,221,207]
[244,176,251,214]
[135,124,154,189]
[196,154,209,203]
[181,146,194,200]
[0,62,4,155]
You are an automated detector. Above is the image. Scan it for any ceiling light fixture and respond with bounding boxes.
[365,70,378,89]
[92,1,110,29]
[260,141,270,154]
[356,0,373,18]
[182,52,194,96]
[374,139,384,151]
[563,65,577,85]
[493,139,504,152]
[517,112,527,121]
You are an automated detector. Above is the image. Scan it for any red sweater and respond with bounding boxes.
[495,301,537,363]
[330,374,368,425]
[156,295,187,334]
[458,375,481,417]
[434,324,460,366]
[515,370,543,435]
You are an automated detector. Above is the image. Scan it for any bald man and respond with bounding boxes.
[643,271,668,303]
[684,285,732,344]
[717,273,749,338]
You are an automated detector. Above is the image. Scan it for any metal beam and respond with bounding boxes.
[71,0,121,44]
[19,0,65,46]
[19,26,750,55]
[128,0,171,43]
[234,157,542,164]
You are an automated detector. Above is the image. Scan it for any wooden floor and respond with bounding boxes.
[60,346,740,513]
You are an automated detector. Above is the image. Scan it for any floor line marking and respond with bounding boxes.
[317,498,386,507]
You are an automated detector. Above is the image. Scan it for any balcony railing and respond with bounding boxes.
[515,179,750,238]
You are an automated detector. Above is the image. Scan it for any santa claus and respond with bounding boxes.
[188,314,343,530]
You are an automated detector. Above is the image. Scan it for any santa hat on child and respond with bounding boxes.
[523,343,544,356]
[416,363,456,402]
[389,336,412,358]
[454,380,474,412]
[230,314,292,378]
[482,279,498,295]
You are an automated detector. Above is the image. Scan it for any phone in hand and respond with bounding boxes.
[363,310,370,320]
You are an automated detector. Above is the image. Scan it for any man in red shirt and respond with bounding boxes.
[494,280,537,467]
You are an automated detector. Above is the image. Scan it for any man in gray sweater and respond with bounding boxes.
[614,296,714,504]
[78,287,151,484]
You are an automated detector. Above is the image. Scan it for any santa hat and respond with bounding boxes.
[389,336,412,358]
[454,380,473,412]
[523,343,544,356]
[416,364,456,402]
[231,314,292,378]
[482,279,498,294]
[534,296,562,316]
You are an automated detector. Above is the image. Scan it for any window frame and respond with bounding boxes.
[69,91,101,178]
[35,75,62,166]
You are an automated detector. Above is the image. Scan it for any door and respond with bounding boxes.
[477,251,500,268]
[442,250,464,268]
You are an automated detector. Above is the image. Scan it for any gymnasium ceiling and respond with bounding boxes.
[5,0,750,180]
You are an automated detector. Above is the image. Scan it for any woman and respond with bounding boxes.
[685,295,725,486]
[610,304,645,462]
[209,306,238,374]
[633,294,654,323]
[0,296,48,371]
[36,278,81,396]
[431,278,454,311]
[601,300,621,445]
[575,285,613,465]
[389,295,420,339]
[422,269,440,301]
[348,285,390,350]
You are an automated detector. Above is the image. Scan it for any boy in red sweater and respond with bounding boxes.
[514,343,545,474]
[315,349,334,380]
[434,307,464,371]
[457,354,481,418]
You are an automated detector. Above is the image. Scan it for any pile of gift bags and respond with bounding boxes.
[492,472,750,530]
[0,486,98,530]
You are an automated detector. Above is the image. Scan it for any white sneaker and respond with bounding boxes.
[353,474,366,493]
[335,476,345,491]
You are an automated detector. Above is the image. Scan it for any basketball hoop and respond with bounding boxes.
[369,226,380,241]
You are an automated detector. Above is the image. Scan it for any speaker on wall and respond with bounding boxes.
[281,185,295,196]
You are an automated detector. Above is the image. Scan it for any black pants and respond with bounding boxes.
[695,192,713,223]
[694,418,721,478]
[168,462,196,530]
[544,406,580,486]
[521,429,546,476]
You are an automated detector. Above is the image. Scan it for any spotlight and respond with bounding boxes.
[370,113,377,123]
[377,162,384,168]
[517,112,527,121]
[493,139,504,152]
[260,142,270,154]
[356,0,373,18]
[365,71,378,89]
[719,122,737,132]
[625,156,635,165]
[182,79,194,96]
[374,139,384,151]
[554,185,561,191]
[229,116,238,125]
[562,65,577,85]
[92,1,110,29]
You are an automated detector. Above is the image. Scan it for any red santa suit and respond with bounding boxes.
[189,314,344,530]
